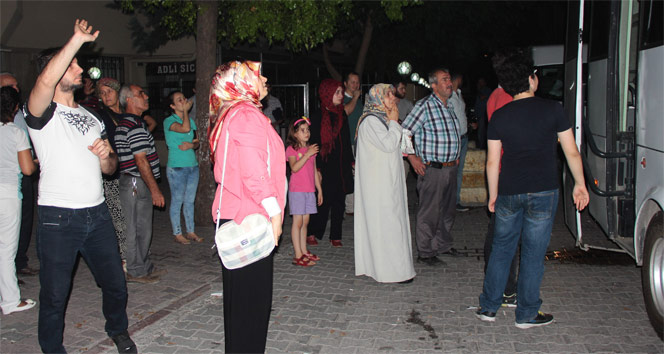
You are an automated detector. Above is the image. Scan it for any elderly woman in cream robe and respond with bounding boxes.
[354,84,416,283]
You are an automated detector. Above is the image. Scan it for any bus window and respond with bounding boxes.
[589,1,611,61]
[535,65,564,101]
[640,0,663,49]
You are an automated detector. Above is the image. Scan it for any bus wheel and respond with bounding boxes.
[642,212,663,340]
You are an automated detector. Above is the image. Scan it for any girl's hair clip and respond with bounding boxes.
[293,116,311,127]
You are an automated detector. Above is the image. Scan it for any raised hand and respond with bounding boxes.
[305,144,319,157]
[386,105,399,122]
[184,99,194,112]
[74,19,99,43]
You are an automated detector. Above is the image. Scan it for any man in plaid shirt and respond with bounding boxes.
[402,68,461,266]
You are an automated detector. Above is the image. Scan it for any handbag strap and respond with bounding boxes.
[214,129,230,232]
[214,110,270,232]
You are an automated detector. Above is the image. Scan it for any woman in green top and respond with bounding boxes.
[164,91,202,245]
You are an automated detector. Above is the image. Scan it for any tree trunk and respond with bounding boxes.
[322,44,342,82]
[322,14,373,81]
[354,13,373,77]
[194,0,218,225]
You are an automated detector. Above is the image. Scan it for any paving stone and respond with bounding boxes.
[3,174,662,354]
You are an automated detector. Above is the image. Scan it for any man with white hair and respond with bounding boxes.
[114,84,165,284]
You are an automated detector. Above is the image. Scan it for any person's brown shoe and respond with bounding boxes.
[17,267,39,276]
[174,234,190,245]
[126,273,160,284]
[185,232,203,243]
[149,267,167,277]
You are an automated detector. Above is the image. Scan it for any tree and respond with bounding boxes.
[118,0,413,223]
[322,1,418,80]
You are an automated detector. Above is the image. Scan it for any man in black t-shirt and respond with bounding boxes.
[476,48,589,329]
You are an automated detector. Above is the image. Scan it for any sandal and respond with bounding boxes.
[292,255,316,267]
[186,232,204,243]
[174,234,190,245]
[305,252,320,261]
[4,299,36,315]
[306,235,318,246]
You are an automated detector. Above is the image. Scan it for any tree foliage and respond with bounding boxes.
[119,0,416,52]
[221,0,352,51]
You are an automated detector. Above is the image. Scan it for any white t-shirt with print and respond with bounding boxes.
[25,102,106,208]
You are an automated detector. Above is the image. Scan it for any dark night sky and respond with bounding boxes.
[363,1,569,87]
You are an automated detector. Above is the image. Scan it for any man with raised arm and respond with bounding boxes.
[23,19,136,354]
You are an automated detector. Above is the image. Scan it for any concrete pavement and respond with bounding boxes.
[1,175,662,353]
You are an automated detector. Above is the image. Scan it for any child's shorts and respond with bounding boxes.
[288,191,317,215]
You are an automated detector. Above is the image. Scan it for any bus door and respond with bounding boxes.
[563,0,637,254]
[562,0,584,247]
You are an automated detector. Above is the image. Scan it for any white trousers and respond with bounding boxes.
[345,193,354,213]
[0,195,22,314]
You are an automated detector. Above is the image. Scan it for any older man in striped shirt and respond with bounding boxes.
[402,68,461,266]
[115,84,165,284]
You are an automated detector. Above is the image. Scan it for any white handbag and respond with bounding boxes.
[214,119,275,270]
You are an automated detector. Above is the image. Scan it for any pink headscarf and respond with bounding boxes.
[207,60,265,162]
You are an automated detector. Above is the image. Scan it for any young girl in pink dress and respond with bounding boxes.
[286,117,323,267]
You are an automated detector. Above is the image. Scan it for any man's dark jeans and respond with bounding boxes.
[480,190,558,323]
[484,212,519,296]
[36,203,128,353]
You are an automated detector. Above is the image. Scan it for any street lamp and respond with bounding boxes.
[88,67,101,80]
[410,73,420,83]
[397,61,412,75]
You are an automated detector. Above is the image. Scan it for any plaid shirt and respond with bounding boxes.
[402,93,461,163]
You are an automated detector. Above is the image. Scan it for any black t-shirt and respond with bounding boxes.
[487,96,570,195]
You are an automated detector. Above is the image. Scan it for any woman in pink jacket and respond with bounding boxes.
[208,60,286,353]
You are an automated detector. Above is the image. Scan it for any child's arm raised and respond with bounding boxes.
[288,144,319,173]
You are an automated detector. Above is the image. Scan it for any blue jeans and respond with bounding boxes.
[36,203,128,353]
[166,166,199,235]
[479,189,558,323]
[456,134,468,205]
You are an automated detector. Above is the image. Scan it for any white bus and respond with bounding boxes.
[562,0,663,337]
